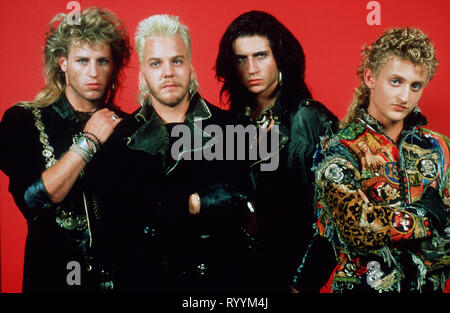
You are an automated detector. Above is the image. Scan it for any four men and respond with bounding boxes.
[0,7,448,293]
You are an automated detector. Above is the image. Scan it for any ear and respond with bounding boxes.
[363,68,376,89]
[189,62,196,81]
[58,56,68,73]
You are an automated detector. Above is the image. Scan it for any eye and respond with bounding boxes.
[236,56,247,64]
[98,58,109,65]
[173,59,183,65]
[390,79,400,86]
[255,52,267,59]
[411,83,423,91]
[77,58,88,64]
[150,61,160,67]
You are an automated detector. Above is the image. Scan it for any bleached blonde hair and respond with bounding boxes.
[135,14,199,104]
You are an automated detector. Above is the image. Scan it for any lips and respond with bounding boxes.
[392,104,408,111]
[86,83,101,90]
[162,81,180,89]
[247,79,262,86]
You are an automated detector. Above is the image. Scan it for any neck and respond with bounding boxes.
[152,96,190,124]
[382,121,404,143]
[367,103,404,143]
[252,89,278,120]
[65,88,99,112]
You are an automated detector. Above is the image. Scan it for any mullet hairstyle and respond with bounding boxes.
[215,10,312,113]
[135,14,199,104]
[341,27,438,128]
[19,7,131,108]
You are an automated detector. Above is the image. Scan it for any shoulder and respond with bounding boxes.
[289,99,339,138]
[419,127,450,155]
[296,99,338,123]
[2,104,32,119]
[109,104,131,119]
[0,104,37,130]
[319,120,366,162]
[419,127,450,143]
[203,99,238,125]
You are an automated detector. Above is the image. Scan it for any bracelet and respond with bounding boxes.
[83,131,102,147]
[76,132,99,153]
[70,134,96,163]
[70,143,94,163]
[83,135,99,153]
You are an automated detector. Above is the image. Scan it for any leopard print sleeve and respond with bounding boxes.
[316,157,432,253]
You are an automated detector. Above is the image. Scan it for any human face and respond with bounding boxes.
[233,36,279,98]
[365,57,428,128]
[141,35,193,108]
[59,41,114,109]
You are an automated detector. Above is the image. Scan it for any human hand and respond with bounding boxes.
[83,108,122,145]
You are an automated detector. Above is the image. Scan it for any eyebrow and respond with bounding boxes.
[235,50,270,57]
[73,55,111,59]
[146,55,185,62]
[389,74,425,84]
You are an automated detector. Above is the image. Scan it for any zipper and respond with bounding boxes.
[80,170,93,248]
[249,125,288,169]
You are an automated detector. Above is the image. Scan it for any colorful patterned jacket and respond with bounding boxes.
[314,108,450,293]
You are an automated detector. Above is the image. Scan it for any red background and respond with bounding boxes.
[1,0,449,292]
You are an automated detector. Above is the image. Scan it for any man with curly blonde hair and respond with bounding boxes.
[310,28,449,293]
[0,7,131,292]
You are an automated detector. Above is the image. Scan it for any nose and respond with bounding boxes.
[398,85,409,103]
[88,62,99,78]
[162,63,174,78]
[247,57,258,75]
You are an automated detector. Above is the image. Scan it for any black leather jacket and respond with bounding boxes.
[243,93,339,292]
[0,95,126,292]
[93,93,256,292]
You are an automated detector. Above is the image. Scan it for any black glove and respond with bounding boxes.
[197,184,253,222]
[409,184,448,234]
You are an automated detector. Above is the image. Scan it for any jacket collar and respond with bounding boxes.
[127,92,214,156]
[52,94,79,121]
[358,107,428,134]
[135,92,212,124]
[52,93,111,122]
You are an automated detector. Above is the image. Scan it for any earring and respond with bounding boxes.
[278,71,283,87]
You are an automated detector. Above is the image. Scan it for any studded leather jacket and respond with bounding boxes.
[314,108,450,293]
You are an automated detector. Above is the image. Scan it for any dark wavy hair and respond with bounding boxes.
[215,10,311,113]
